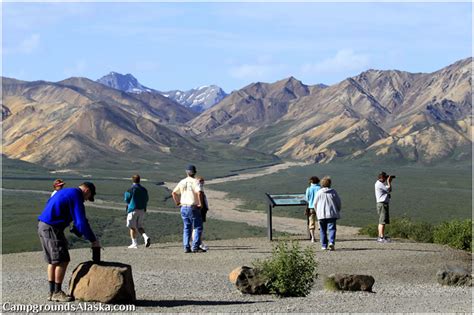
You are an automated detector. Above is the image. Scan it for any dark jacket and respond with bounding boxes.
[124,183,149,213]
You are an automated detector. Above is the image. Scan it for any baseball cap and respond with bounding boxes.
[53,179,65,187]
[186,164,197,172]
[82,182,96,202]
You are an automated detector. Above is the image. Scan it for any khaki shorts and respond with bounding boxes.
[377,203,390,224]
[38,221,70,264]
[126,209,145,229]
[308,209,317,230]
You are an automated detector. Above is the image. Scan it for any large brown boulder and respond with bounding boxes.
[229,266,269,294]
[437,266,472,286]
[326,274,375,292]
[69,261,136,304]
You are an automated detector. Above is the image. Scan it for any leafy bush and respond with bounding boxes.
[433,219,472,251]
[254,240,317,297]
[323,277,339,291]
[359,217,434,243]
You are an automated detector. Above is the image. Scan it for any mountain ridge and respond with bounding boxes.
[2,57,471,167]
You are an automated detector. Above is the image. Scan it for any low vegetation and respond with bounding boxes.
[433,219,472,251]
[208,162,472,227]
[2,191,269,254]
[359,217,472,251]
[254,240,317,297]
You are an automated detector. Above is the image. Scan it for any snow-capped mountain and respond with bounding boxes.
[163,85,227,112]
[97,72,153,94]
[97,72,226,111]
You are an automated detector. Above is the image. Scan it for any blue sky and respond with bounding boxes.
[2,2,472,92]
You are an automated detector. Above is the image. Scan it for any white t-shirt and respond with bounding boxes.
[173,177,202,206]
[375,180,391,203]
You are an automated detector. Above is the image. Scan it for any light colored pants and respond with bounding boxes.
[126,209,145,229]
[308,209,317,230]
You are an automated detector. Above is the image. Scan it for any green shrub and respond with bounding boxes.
[358,223,378,237]
[323,277,339,291]
[433,219,472,251]
[254,240,317,297]
[359,217,434,243]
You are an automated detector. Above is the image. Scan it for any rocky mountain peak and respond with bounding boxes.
[97,72,152,94]
[162,85,227,113]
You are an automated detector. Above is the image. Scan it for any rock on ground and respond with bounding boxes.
[69,261,136,304]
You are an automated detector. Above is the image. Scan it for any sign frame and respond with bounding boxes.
[265,193,308,241]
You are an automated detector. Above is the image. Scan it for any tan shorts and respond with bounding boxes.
[308,209,317,230]
[377,203,390,224]
[126,209,145,229]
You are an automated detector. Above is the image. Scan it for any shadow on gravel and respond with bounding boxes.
[333,248,438,253]
[135,299,265,307]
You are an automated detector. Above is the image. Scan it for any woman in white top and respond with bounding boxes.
[51,179,65,197]
[313,176,341,251]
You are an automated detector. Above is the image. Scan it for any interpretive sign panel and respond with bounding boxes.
[267,194,306,206]
[265,193,308,240]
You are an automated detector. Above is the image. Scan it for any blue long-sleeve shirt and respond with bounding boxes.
[38,188,97,242]
[305,183,321,209]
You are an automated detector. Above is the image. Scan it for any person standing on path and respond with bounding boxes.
[172,165,205,253]
[193,176,209,251]
[124,174,150,249]
[305,176,321,243]
[38,182,101,302]
[374,171,394,243]
[50,179,65,197]
[314,176,341,251]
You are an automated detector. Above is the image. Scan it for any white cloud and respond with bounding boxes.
[229,57,287,80]
[18,34,40,54]
[133,61,160,73]
[229,64,273,80]
[2,34,41,55]
[301,49,370,75]
[64,60,87,77]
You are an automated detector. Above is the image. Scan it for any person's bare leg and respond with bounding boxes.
[54,262,69,284]
[378,224,385,238]
[309,229,315,242]
[48,264,56,282]
[130,228,137,240]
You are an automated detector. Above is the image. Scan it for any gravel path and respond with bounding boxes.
[2,237,472,313]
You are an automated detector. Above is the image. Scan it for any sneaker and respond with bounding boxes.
[383,237,392,243]
[199,243,208,251]
[128,243,138,249]
[51,290,73,302]
[192,247,207,253]
[310,238,315,243]
[184,248,191,253]
[47,292,53,301]
[321,246,327,251]
[145,237,151,248]
[377,237,385,243]
[328,243,335,251]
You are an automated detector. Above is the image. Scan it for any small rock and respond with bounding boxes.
[327,274,375,292]
[69,261,136,304]
[229,266,269,294]
[437,266,472,286]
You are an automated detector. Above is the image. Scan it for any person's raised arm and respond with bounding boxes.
[387,176,393,192]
